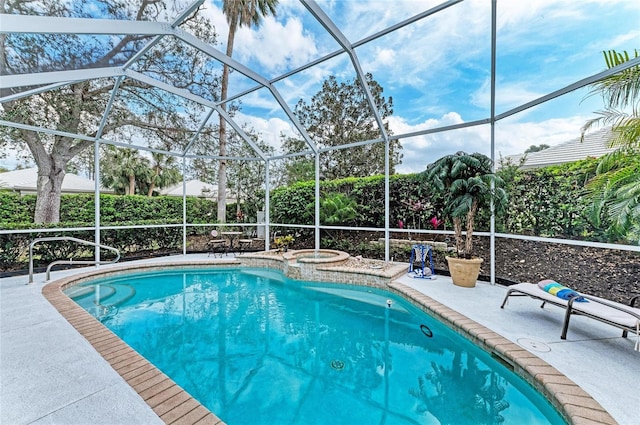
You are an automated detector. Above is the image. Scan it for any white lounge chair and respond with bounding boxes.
[500,282,640,351]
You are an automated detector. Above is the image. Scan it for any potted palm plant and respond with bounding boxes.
[424,151,507,287]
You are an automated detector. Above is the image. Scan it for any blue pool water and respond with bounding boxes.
[66,268,566,425]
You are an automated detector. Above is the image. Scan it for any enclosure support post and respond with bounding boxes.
[94,139,101,265]
[489,0,498,285]
[315,152,321,250]
[265,159,271,250]
[182,158,187,256]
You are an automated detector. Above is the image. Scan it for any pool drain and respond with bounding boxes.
[330,359,345,370]
[420,324,433,338]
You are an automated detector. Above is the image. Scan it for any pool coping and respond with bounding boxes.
[42,260,239,425]
[42,259,616,425]
[386,283,617,425]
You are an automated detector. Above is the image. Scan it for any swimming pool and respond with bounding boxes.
[65,267,566,425]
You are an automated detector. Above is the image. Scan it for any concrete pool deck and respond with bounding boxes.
[1,254,637,424]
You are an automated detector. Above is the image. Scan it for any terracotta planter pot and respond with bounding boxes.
[445,256,483,288]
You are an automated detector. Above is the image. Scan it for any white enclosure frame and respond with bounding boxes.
[1,0,639,284]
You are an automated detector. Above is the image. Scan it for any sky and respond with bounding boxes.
[1,0,638,175]
[200,0,640,174]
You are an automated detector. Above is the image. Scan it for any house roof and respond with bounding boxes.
[160,179,237,202]
[0,168,114,194]
[161,179,218,198]
[503,127,616,169]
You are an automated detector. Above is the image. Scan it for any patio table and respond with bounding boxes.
[220,231,243,251]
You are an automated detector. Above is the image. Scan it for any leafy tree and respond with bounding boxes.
[0,0,219,223]
[282,73,401,181]
[582,49,640,243]
[524,144,550,153]
[280,137,315,185]
[67,147,98,180]
[218,0,278,223]
[585,152,640,243]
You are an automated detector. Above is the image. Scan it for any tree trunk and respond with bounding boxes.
[128,174,135,195]
[34,167,65,223]
[14,83,93,224]
[453,217,463,255]
[34,165,65,224]
[147,167,159,196]
[217,20,238,223]
[24,130,68,224]
[464,200,479,258]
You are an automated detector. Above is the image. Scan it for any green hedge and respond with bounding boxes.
[0,192,221,224]
[500,159,599,238]
[0,157,625,272]
[267,158,617,241]
[269,174,446,230]
[0,192,34,223]
[0,159,607,238]
[0,193,222,271]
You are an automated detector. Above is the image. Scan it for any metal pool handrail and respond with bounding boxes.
[28,236,120,284]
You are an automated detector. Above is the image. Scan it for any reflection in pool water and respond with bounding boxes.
[66,268,566,425]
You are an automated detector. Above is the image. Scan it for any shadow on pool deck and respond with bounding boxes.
[1,254,637,425]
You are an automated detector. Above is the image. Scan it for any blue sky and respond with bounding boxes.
[1,0,638,175]
[203,0,640,173]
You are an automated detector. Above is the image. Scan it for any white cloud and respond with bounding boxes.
[204,0,636,135]
[205,0,320,76]
[391,111,589,174]
[233,111,297,151]
[234,17,319,74]
[391,112,490,173]
[375,48,395,66]
[495,115,588,157]
[470,78,546,112]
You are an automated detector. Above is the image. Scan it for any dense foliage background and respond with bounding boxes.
[1,157,635,272]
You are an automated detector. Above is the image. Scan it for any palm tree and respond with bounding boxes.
[217,0,278,223]
[146,153,182,196]
[101,147,150,195]
[582,50,640,242]
[424,152,507,259]
[319,193,359,225]
[582,50,640,148]
[584,151,640,243]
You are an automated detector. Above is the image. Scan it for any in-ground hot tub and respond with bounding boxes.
[283,248,349,264]
[239,249,407,286]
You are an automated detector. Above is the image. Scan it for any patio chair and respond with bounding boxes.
[501,281,640,351]
[207,230,228,257]
[237,229,256,254]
